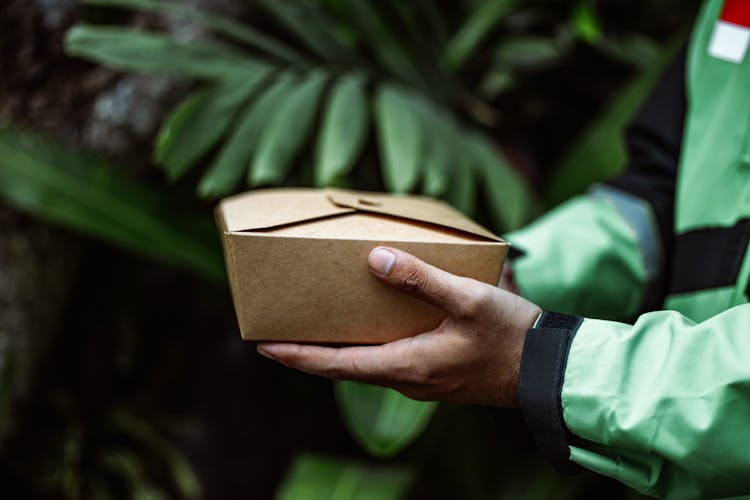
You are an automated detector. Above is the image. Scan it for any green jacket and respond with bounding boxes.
[508,1,750,498]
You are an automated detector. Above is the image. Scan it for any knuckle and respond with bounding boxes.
[401,350,431,384]
[410,364,432,386]
[408,361,439,388]
[455,285,493,319]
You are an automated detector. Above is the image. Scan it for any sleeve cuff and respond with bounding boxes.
[518,311,584,474]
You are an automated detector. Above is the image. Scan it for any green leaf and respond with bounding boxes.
[443,0,519,71]
[65,25,264,80]
[201,72,299,196]
[335,381,437,458]
[257,0,350,61]
[374,84,424,193]
[445,159,476,216]
[468,134,532,231]
[479,69,516,99]
[83,0,301,62]
[0,127,224,285]
[547,33,686,204]
[276,453,414,500]
[572,3,602,44]
[156,70,272,182]
[494,36,562,69]
[314,73,368,187]
[414,101,455,197]
[342,1,426,89]
[595,33,660,69]
[250,70,329,186]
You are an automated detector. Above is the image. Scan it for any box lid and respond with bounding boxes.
[326,189,500,241]
[218,188,501,242]
[218,189,355,233]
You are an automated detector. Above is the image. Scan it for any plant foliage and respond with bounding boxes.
[0,127,224,285]
[276,453,414,500]
[65,0,534,234]
[0,0,699,497]
[59,0,694,478]
[335,381,437,458]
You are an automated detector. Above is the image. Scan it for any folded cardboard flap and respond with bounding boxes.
[259,212,486,243]
[218,189,354,233]
[218,188,501,241]
[326,189,500,241]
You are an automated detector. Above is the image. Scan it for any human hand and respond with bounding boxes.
[256,247,541,407]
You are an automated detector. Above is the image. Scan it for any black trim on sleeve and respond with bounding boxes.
[670,218,750,294]
[518,311,584,474]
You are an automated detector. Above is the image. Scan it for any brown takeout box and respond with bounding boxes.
[215,188,508,344]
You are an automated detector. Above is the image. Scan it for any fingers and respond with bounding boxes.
[257,339,418,386]
[368,246,489,319]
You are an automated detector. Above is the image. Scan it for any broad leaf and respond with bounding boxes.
[83,0,301,62]
[443,0,519,71]
[257,0,350,61]
[494,36,562,69]
[479,69,516,99]
[415,101,455,197]
[335,381,437,458]
[314,73,368,186]
[468,134,532,231]
[342,1,425,88]
[374,84,424,193]
[65,25,262,80]
[276,453,414,500]
[156,69,271,182]
[250,70,329,186]
[0,128,224,285]
[572,3,603,44]
[445,158,476,216]
[201,72,299,196]
[595,33,660,69]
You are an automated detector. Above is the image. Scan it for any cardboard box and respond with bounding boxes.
[216,188,508,344]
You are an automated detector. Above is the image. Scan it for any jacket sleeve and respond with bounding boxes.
[519,308,750,499]
[504,50,686,322]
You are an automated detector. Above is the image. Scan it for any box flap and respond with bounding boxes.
[218,188,355,232]
[326,189,501,241]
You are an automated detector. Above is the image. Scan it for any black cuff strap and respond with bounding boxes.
[518,311,584,474]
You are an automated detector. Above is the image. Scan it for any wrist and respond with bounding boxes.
[500,295,542,408]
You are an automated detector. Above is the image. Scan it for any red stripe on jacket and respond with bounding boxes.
[721,0,750,28]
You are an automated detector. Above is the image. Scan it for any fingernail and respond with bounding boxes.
[257,345,277,361]
[369,247,395,275]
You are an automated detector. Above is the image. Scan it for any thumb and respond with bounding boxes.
[368,246,485,318]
